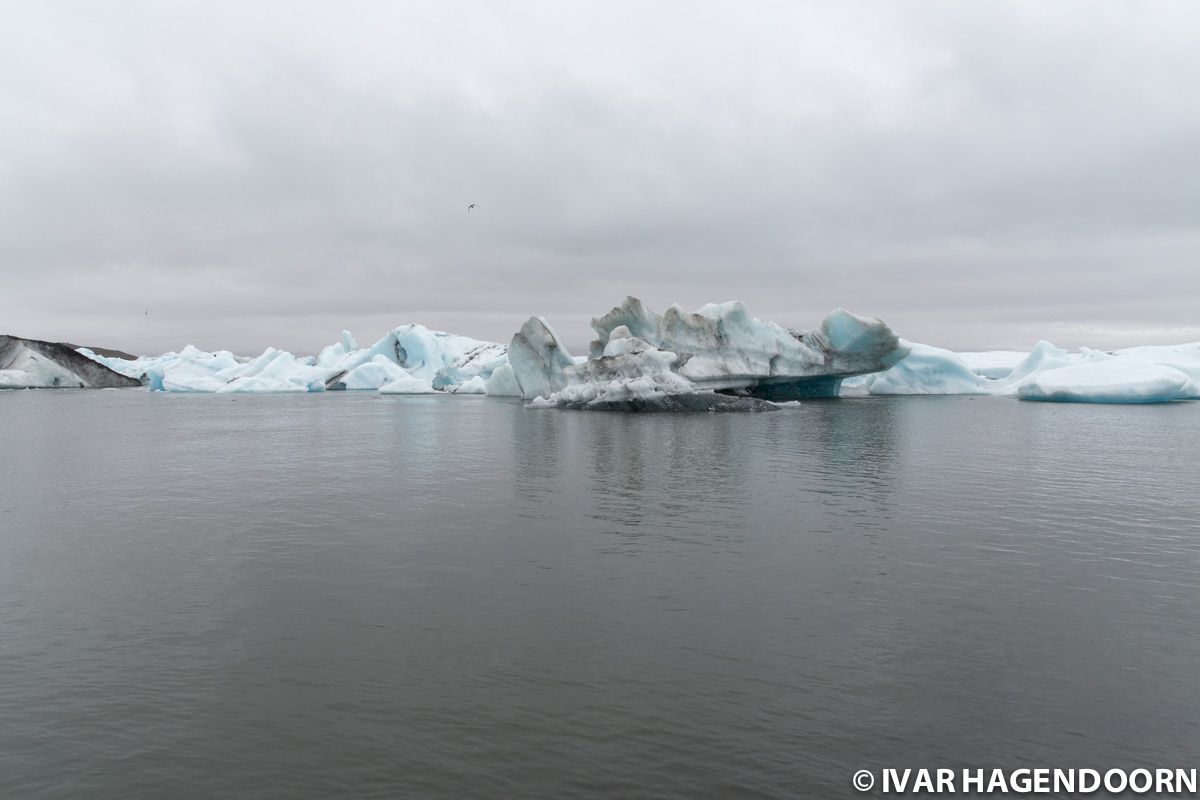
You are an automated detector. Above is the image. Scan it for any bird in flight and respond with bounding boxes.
[467,203,477,212]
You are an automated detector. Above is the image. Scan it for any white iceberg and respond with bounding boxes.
[214,347,330,393]
[446,375,488,394]
[336,355,410,390]
[859,341,985,396]
[83,324,510,395]
[316,323,508,393]
[484,363,522,397]
[1110,341,1200,389]
[378,375,439,394]
[1018,360,1197,404]
[856,339,1200,404]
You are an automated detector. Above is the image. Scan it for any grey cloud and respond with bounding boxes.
[1,1,1197,355]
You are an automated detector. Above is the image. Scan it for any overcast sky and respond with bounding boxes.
[2,1,1198,355]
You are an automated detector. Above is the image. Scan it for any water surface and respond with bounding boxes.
[2,391,1198,798]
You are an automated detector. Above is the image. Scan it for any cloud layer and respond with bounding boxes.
[2,1,1198,354]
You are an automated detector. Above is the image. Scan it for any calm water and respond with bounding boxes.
[2,390,1198,798]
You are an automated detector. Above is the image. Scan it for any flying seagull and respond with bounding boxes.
[467,203,477,212]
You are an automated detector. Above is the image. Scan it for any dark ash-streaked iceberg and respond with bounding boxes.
[0,335,143,389]
[494,297,908,410]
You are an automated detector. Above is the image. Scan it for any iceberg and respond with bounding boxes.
[446,375,488,394]
[1,335,143,389]
[1109,341,1200,388]
[1018,360,1197,404]
[59,300,1197,407]
[991,341,1079,393]
[332,355,411,391]
[82,324,510,395]
[507,297,908,410]
[859,341,985,396]
[378,375,439,394]
[856,339,1200,404]
[316,323,508,393]
[213,347,330,393]
[484,363,522,397]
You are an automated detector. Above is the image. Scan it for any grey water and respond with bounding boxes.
[1,390,1198,799]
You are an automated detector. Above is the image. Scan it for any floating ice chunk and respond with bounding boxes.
[147,347,244,391]
[586,298,906,393]
[992,341,1080,393]
[216,375,314,393]
[534,385,777,412]
[431,342,509,391]
[0,353,82,388]
[378,324,495,384]
[161,372,227,393]
[378,375,439,394]
[851,337,1200,403]
[534,329,698,408]
[337,355,411,390]
[322,324,507,393]
[510,297,907,408]
[818,308,911,372]
[1,337,142,389]
[507,317,577,400]
[534,374,695,408]
[1,342,86,388]
[530,325,773,411]
[317,342,352,369]
[315,332,359,369]
[485,363,522,396]
[863,341,985,395]
[856,340,1078,397]
[106,345,328,393]
[447,375,488,394]
[76,348,140,377]
[1018,361,1197,403]
[214,347,329,392]
[1107,341,1200,391]
[113,323,509,394]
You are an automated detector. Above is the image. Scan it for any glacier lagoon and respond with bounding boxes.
[2,389,1199,798]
